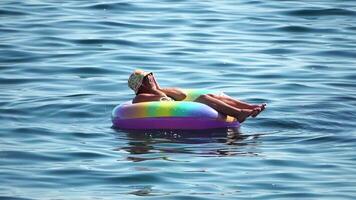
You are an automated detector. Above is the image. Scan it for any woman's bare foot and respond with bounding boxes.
[250,104,261,109]
[251,107,261,118]
[235,109,253,123]
[261,103,266,111]
[251,103,267,117]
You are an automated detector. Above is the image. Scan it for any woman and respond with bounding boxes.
[128,70,266,123]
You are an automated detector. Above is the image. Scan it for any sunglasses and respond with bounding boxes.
[143,72,153,80]
[145,72,153,77]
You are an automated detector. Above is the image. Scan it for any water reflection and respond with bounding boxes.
[113,128,262,160]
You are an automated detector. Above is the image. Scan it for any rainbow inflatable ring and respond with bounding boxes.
[112,89,240,130]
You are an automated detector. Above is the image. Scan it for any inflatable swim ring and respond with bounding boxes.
[112,90,240,130]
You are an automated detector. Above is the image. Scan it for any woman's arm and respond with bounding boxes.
[151,74,186,101]
[132,93,165,103]
[159,88,186,101]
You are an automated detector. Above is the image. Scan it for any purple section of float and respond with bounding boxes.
[112,117,240,130]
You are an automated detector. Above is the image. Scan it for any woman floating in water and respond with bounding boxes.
[128,69,266,123]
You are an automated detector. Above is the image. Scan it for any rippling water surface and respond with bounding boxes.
[1,0,356,199]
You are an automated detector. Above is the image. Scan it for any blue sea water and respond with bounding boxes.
[1,0,356,199]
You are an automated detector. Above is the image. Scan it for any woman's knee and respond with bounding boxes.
[197,94,212,99]
[195,94,210,102]
[207,94,219,98]
[200,94,219,99]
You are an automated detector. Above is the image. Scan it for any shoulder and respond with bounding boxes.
[132,93,163,104]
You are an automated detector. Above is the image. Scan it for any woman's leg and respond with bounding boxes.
[206,94,266,117]
[205,94,259,109]
[194,94,257,123]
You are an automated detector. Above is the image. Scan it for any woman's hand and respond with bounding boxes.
[151,74,161,90]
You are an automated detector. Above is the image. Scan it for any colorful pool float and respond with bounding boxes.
[112,89,239,130]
